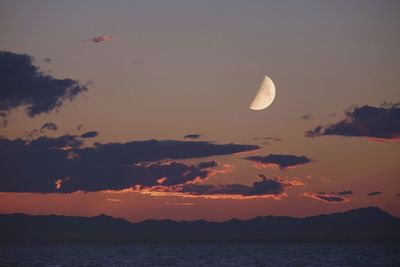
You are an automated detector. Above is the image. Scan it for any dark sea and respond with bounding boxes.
[1,243,399,267]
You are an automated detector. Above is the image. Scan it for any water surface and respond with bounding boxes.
[1,243,399,266]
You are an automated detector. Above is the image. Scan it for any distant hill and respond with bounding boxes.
[1,207,399,243]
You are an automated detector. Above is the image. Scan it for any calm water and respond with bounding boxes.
[1,243,399,267]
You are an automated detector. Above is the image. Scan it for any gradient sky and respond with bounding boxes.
[0,0,399,222]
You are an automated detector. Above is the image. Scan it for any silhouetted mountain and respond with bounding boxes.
[1,207,399,243]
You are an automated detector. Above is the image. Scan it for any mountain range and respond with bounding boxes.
[1,207,399,243]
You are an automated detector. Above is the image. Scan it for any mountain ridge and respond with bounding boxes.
[1,207,399,244]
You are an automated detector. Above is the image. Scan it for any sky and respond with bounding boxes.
[0,0,399,222]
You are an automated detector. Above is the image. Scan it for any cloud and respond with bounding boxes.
[337,190,353,195]
[43,58,51,63]
[244,154,312,170]
[80,131,98,138]
[106,198,121,202]
[166,202,194,206]
[0,112,8,127]
[29,135,83,149]
[303,192,349,203]
[306,103,400,141]
[302,114,312,120]
[81,139,258,165]
[254,137,282,146]
[133,175,304,200]
[0,136,258,193]
[58,160,214,192]
[368,191,383,196]
[40,122,58,132]
[83,35,115,43]
[0,51,88,119]
[22,129,39,139]
[263,137,282,141]
[184,134,201,139]
[196,161,218,169]
[182,176,285,197]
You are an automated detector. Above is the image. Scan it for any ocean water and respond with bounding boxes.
[0,243,399,267]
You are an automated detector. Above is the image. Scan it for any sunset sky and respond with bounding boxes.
[0,0,399,222]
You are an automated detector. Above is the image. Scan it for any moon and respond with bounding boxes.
[249,75,276,110]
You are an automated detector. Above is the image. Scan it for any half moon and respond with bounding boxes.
[249,75,276,110]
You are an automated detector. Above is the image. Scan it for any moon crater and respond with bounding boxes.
[249,76,276,110]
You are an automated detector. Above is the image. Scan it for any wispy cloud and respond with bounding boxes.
[128,175,304,200]
[83,35,116,43]
[303,192,350,203]
[106,198,121,202]
[368,191,383,196]
[184,134,201,139]
[337,190,353,195]
[40,122,58,132]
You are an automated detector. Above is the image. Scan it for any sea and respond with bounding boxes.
[1,243,399,267]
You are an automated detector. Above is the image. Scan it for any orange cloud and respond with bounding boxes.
[103,175,304,200]
[165,202,195,206]
[106,198,121,202]
[54,177,70,190]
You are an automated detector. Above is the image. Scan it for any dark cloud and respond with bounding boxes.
[302,114,312,120]
[0,136,258,193]
[244,154,312,170]
[247,175,285,196]
[61,161,213,192]
[184,134,201,139]
[180,177,284,197]
[254,137,282,145]
[83,35,115,43]
[303,192,349,203]
[306,104,400,140]
[0,51,88,118]
[141,175,303,199]
[196,161,218,169]
[337,190,353,195]
[263,137,282,141]
[80,131,98,139]
[40,122,58,132]
[43,58,51,63]
[368,191,383,196]
[79,139,257,165]
[29,135,83,149]
[397,193,400,197]
[23,129,40,139]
